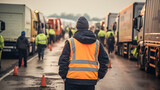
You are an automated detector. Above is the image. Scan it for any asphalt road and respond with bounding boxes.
[0,39,160,90]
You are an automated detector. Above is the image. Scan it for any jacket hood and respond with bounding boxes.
[19,35,25,40]
[73,30,96,44]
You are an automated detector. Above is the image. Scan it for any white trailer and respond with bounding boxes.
[105,13,118,31]
[0,4,37,55]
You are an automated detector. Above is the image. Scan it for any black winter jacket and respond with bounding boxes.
[16,35,29,50]
[58,30,109,85]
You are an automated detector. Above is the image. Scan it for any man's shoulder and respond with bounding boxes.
[17,36,21,40]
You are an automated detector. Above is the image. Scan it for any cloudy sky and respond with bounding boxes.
[0,0,145,18]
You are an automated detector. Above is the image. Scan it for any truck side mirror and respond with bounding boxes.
[133,18,138,29]
[139,16,143,30]
[133,18,140,32]
[41,23,44,28]
[0,21,5,30]
[34,21,38,30]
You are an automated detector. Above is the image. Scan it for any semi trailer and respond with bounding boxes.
[115,2,144,59]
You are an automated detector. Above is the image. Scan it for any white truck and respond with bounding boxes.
[105,13,118,31]
[0,4,38,55]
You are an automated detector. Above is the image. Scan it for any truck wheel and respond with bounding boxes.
[155,64,160,78]
[31,43,35,55]
[120,47,122,56]
[145,61,151,73]
[155,57,160,78]
[137,52,145,70]
[121,46,124,57]
[128,45,131,60]
[128,47,133,60]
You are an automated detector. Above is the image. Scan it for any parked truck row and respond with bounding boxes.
[111,0,160,77]
[0,3,64,56]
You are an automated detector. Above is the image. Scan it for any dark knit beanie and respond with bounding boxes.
[76,16,89,30]
[21,31,25,36]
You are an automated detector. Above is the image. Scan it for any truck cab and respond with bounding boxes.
[135,0,160,78]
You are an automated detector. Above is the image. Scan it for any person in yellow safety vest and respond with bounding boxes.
[132,36,138,59]
[71,28,76,36]
[49,27,55,44]
[0,34,4,69]
[35,30,47,60]
[106,29,115,39]
[59,17,109,90]
[66,26,69,32]
[46,28,49,44]
[98,26,105,46]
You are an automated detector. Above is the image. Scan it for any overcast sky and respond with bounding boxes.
[1,0,145,18]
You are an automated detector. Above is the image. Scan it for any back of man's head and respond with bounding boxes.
[76,16,89,30]
[101,26,104,30]
[107,29,111,32]
[39,30,44,34]
[110,33,113,36]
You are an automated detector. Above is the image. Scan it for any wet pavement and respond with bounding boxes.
[0,38,160,90]
[96,53,160,90]
[0,40,65,90]
[0,59,18,77]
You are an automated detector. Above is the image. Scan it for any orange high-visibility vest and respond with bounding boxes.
[67,38,99,80]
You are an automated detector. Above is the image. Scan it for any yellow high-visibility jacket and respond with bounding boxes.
[35,33,47,45]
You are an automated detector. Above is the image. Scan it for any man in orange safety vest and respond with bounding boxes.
[58,16,109,90]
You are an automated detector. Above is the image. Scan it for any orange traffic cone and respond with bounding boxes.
[48,44,51,49]
[51,41,53,46]
[41,75,46,87]
[108,59,112,68]
[50,46,52,51]
[22,58,24,67]
[13,66,18,76]
[57,40,59,43]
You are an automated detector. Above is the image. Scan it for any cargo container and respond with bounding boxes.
[0,4,38,55]
[135,0,160,77]
[115,2,144,59]
[105,13,118,31]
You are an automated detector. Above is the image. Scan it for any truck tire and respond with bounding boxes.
[128,45,133,60]
[155,56,160,78]
[121,47,124,57]
[145,61,151,73]
[137,50,145,70]
[31,42,35,55]
[128,45,131,60]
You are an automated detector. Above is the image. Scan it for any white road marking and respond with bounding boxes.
[0,54,38,81]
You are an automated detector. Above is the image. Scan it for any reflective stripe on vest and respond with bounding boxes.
[67,38,99,79]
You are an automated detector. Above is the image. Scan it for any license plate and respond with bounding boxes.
[3,49,11,52]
